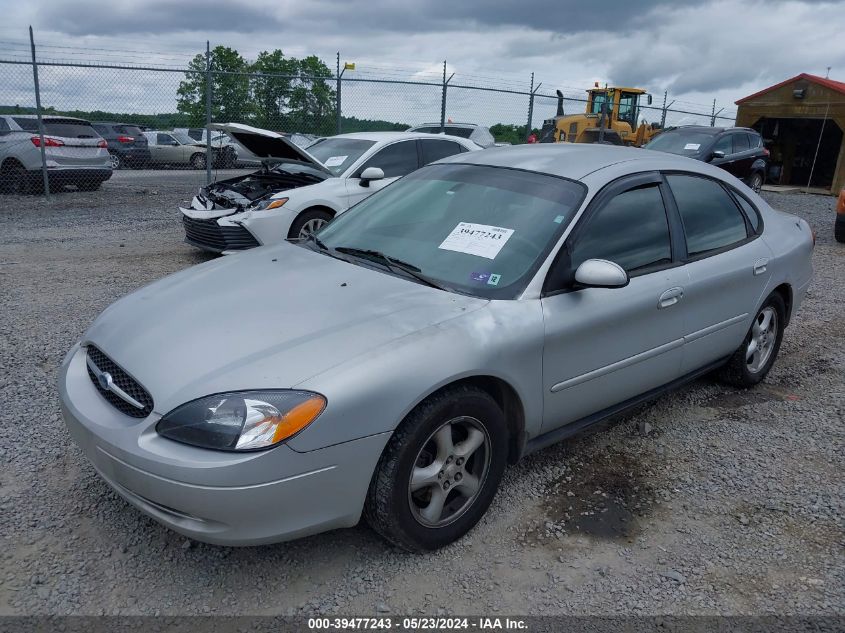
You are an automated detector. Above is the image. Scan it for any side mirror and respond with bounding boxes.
[710,150,726,161]
[359,166,384,187]
[647,94,653,105]
[574,259,628,289]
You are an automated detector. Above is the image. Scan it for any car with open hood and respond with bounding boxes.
[60,144,813,551]
[179,125,479,254]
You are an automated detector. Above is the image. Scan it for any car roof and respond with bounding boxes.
[411,123,479,128]
[4,114,91,122]
[440,143,729,181]
[661,125,758,135]
[333,131,473,143]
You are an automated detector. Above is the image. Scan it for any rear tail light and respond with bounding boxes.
[98,139,108,148]
[117,135,134,144]
[30,136,64,147]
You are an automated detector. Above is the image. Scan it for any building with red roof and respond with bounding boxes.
[735,73,844,193]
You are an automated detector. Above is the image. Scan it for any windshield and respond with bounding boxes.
[644,130,714,155]
[315,163,586,299]
[306,138,376,175]
[169,131,196,145]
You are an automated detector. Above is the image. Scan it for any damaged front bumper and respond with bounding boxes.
[179,195,260,254]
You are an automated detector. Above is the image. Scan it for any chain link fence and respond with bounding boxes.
[0,36,738,199]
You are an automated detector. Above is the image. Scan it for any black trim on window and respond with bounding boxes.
[542,171,682,297]
[724,183,765,236]
[660,170,762,263]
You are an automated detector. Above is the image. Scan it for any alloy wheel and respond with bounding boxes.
[750,173,763,193]
[109,154,121,170]
[746,306,777,374]
[407,416,491,527]
[298,218,328,240]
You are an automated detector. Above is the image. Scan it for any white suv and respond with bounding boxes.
[0,115,111,193]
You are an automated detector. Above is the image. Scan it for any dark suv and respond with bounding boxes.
[91,122,151,170]
[643,126,768,192]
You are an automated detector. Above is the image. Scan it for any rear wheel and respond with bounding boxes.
[364,385,508,551]
[190,152,207,170]
[288,208,332,241]
[718,292,785,387]
[0,160,27,194]
[747,171,764,193]
[109,153,122,170]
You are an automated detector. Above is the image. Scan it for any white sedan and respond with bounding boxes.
[179,125,480,254]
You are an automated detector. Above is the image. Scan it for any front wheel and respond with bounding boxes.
[364,385,508,551]
[718,292,785,387]
[190,152,207,170]
[288,209,332,241]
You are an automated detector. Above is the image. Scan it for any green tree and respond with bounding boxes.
[251,50,299,129]
[177,46,251,125]
[285,56,336,135]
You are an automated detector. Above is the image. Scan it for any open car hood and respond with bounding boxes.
[209,122,331,173]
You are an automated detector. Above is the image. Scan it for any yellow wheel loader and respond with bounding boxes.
[539,86,662,147]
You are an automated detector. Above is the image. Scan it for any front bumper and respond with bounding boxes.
[59,343,389,545]
[181,213,260,253]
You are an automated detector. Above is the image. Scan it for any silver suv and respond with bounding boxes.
[0,115,112,193]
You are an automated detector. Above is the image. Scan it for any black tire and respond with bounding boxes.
[0,160,28,194]
[835,217,845,244]
[364,385,508,552]
[747,171,764,193]
[718,292,786,387]
[288,208,333,240]
[190,152,207,170]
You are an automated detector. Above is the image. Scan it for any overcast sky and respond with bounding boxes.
[0,0,843,127]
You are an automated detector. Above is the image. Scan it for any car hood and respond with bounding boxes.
[209,122,330,173]
[83,244,487,414]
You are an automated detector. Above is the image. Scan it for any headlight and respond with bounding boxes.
[252,197,288,211]
[156,390,325,451]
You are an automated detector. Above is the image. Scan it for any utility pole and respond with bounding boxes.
[525,73,542,141]
[710,99,716,127]
[205,41,212,185]
[29,26,50,198]
[660,90,675,129]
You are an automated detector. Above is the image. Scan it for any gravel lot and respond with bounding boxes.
[0,172,842,617]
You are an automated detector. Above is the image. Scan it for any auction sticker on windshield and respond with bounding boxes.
[324,155,348,167]
[683,143,701,150]
[439,222,514,259]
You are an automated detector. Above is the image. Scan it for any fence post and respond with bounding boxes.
[525,73,535,141]
[205,41,212,184]
[438,61,455,134]
[336,52,341,135]
[29,26,50,199]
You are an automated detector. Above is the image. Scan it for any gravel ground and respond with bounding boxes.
[0,174,842,617]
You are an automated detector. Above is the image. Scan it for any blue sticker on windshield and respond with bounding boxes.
[554,215,565,224]
[487,274,501,286]
[470,272,491,283]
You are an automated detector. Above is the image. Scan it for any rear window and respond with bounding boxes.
[413,126,475,139]
[733,133,750,152]
[115,125,143,136]
[14,118,98,138]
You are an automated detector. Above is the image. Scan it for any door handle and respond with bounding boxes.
[753,258,768,276]
[658,287,684,309]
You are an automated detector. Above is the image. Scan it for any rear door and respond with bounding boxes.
[540,174,688,431]
[345,140,420,206]
[664,173,773,373]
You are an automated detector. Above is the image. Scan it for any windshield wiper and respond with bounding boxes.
[291,233,350,262]
[333,247,449,291]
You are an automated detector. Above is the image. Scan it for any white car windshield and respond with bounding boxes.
[306,138,376,175]
[315,163,586,299]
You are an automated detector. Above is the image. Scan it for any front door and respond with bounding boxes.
[541,175,688,431]
[345,140,420,206]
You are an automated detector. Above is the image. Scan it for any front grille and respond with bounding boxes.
[182,215,259,252]
[86,345,154,418]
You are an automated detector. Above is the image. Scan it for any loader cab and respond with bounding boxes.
[588,90,611,117]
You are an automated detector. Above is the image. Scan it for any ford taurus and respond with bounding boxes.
[59,144,813,551]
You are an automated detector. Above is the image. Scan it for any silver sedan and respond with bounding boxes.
[59,144,814,551]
